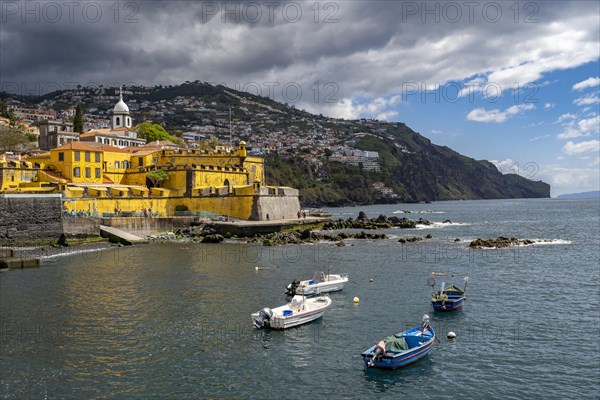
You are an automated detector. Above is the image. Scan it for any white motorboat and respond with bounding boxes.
[286,271,349,296]
[252,295,332,329]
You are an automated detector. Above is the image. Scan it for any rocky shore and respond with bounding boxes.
[322,212,432,230]
[253,229,387,246]
[142,211,439,246]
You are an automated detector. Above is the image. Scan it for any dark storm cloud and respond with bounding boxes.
[0,0,598,111]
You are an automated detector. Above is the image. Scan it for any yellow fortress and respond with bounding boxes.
[0,91,299,221]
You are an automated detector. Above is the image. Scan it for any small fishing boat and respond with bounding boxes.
[361,315,435,369]
[431,277,468,311]
[252,295,332,329]
[285,271,349,296]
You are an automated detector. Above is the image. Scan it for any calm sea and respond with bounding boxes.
[1,198,599,399]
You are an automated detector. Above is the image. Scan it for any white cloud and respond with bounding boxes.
[537,164,600,196]
[302,95,402,120]
[574,95,600,106]
[554,113,577,124]
[563,140,600,155]
[530,134,551,141]
[376,111,398,121]
[573,77,600,91]
[467,104,535,123]
[544,103,555,109]
[490,159,519,174]
[557,115,600,139]
[578,115,600,134]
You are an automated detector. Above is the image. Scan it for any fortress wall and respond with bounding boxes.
[252,195,301,221]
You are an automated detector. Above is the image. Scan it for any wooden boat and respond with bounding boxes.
[252,295,332,329]
[285,271,349,296]
[431,278,467,311]
[361,315,435,369]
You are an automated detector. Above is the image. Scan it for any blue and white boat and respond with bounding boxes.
[431,278,468,312]
[361,315,435,369]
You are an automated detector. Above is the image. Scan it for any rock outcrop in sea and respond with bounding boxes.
[322,214,431,230]
[469,237,535,249]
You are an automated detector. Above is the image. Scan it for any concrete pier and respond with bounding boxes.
[0,257,40,269]
[100,225,149,245]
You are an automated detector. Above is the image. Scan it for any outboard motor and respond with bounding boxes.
[253,307,273,329]
[285,279,300,296]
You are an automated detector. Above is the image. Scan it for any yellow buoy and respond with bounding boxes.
[353,297,360,304]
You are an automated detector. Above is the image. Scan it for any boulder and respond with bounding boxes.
[201,234,224,243]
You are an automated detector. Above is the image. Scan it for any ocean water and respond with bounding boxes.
[1,198,599,399]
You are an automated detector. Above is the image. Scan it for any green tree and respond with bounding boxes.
[0,101,19,127]
[73,103,84,133]
[135,122,178,143]
[146,169,169,188]
[0,126,29,152]
[0,100,8,118]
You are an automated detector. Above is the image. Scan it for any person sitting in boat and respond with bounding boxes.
[434,292,448,301]
[374,340,386,357]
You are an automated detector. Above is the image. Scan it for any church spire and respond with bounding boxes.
[112,86,131,129]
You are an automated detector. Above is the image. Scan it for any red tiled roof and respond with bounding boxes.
[41,170,70,183]
[54,142,99,151]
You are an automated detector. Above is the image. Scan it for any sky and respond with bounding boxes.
[1,0,599,196]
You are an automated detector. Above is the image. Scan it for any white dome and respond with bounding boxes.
[113,87,129,114]
[113,99,129,114]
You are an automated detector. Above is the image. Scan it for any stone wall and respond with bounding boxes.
[99,216,196,236]
[63,218,101,237]
[251,192,301,221]
[0,194,63,246]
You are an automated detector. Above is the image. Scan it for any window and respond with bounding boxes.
[95,152,100,162]
[73,167,80,177]
[85,167,91,178]
[85,151,90,162]
[116,117,120,126]
[115,161,120,169]
[138,157,144,166]
[74,151,80,161]
[58,152,64,161]
[95,168,101,178]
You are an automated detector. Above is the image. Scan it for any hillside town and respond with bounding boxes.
[1,84,401,198]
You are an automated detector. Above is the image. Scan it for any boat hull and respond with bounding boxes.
[269,308,326,329]
[361,340,434,369]
[297,279,347,295]
[252,296,332,330]
[431,296,464,311]
[361,326,435,370]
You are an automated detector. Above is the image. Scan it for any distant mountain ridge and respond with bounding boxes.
[556,191,600,199]
[1,82,550,206]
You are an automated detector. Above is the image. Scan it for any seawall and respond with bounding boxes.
[0,194,63,246]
